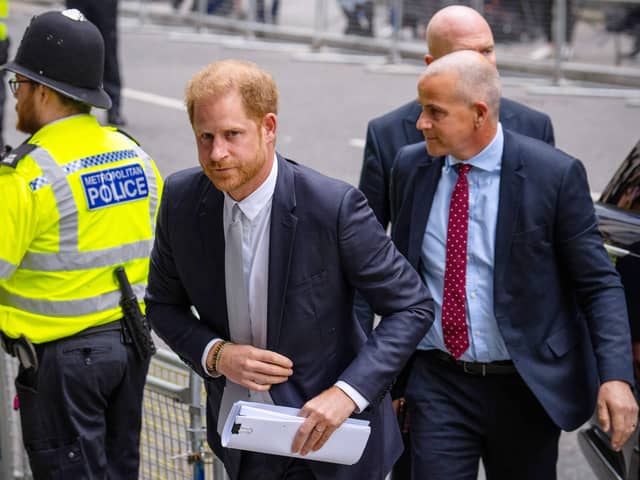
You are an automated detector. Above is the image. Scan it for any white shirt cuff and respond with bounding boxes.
[201,338,223,377]
[335,381,369,413]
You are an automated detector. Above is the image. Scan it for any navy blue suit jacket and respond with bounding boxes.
[391,130,633,431]
[146,155,433,480]
[359,98,555,231]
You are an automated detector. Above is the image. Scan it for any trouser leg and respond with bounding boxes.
[406,356,484,480]
[16,330,145,480]
[406,353,560,480]
[105,340,149,479]
[238,452,316,480]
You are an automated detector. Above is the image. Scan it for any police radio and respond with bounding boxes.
[114,266,156,360]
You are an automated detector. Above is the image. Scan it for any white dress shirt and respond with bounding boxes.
[201,154,367,412]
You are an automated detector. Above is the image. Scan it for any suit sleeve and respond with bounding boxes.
[145,176,220,377]
[335,187,433,402]
[389,148,422,399]
[354,121,389,334]
[555,159,633,385]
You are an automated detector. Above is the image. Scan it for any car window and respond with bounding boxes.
[600,140,640,212]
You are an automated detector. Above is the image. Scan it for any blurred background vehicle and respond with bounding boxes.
[579,138,640,480]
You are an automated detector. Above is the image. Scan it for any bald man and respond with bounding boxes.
[356,5,554,334]
[355,8,556,477]
[357,6,554,308]
[391,49,637,480]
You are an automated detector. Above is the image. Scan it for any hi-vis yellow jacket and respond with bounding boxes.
[0,114,163,343]
[0,0,7,42]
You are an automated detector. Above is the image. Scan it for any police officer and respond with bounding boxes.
[0,10,163,479]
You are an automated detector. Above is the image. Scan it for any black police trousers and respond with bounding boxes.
[15,327,149,480]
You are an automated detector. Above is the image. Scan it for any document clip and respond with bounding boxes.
[232,423,253,434]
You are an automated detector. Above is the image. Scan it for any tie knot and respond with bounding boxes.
[457,163,472,176]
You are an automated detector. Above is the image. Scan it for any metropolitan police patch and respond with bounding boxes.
[81,164,149,210]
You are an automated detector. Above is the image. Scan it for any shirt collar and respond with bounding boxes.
[445,123,504,173]
[224,153,278,222]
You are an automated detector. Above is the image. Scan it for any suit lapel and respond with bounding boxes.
[267,155,298,351]
[403,102,424,145]
[498,100,516,130]
[408,155,444,267]
[494,130,525,291]
[197,180,230,339]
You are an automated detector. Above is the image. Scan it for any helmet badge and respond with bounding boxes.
[61,9,86,22]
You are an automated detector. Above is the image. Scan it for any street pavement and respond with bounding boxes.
[6,2,640,479]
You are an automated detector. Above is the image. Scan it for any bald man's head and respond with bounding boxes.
[416,50,501,159]
[425,5,496,67]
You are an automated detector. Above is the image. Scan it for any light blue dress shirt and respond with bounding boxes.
[418,123,510,362]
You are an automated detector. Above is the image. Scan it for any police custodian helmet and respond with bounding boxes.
[2,9,112,109]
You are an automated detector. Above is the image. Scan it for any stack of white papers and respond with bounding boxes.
[221,401,371,465]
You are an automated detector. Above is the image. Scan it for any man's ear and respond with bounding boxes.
[473,101,489,128]
[425,54,434,65]
[262,113,277,142]
[37,84,56,106]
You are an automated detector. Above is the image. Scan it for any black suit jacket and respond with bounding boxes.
[146,155,433,480]
[391,130,633,431]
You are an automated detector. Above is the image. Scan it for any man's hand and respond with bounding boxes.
[597,380,638,451]
[632,342,640,383]
[291,386,357,455]
[216,344,293,391]
[393,397,410,434]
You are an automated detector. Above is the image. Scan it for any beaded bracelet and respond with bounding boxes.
[214,341,230,374]
[207,340,225,375]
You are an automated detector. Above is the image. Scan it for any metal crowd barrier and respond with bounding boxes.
[0,353,30,480]
[0,349,229,480]
[121,0,640,87]
[18,0,640,87]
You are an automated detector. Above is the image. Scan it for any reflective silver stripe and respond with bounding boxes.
[0,283,146,316]
[26,142,157,272]
[0,258,17,279]
[30,148,79,251]
[29,149,139,191]
[20,239,153,272]
[130,143,159,233]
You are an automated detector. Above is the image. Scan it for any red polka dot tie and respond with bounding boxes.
[442,163,472,359]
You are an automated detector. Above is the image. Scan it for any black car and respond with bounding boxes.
[579,139,640,480]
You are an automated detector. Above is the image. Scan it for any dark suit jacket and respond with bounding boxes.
[359,98,555,231]
[355,98,555,331]
[146,155,433,480]
[391,130,633,431]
